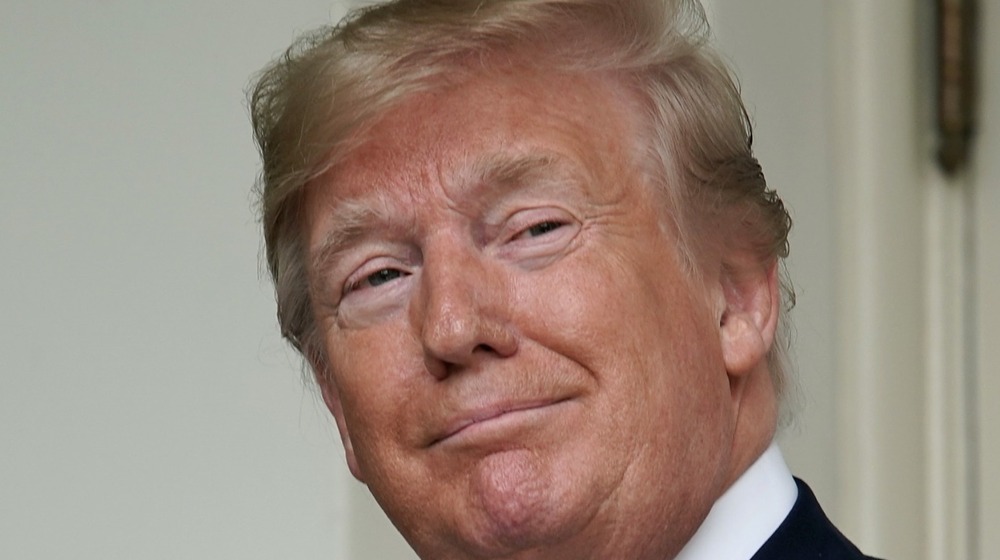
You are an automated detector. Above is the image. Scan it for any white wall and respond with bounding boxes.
[974,1,1000,556]
[0,2,398,558]
[707,0,841,523]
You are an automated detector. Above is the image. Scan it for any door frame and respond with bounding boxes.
[828,2,979,559]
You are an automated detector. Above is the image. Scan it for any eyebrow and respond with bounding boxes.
[308,152,564,278]
[464,152,559,196]
[309,195,395,280]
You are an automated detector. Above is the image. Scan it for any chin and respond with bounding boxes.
[411,448,601,559]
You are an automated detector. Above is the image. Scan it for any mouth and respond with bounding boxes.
[430,398,571,447]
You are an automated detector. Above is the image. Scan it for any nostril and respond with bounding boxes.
[473,343,493,354]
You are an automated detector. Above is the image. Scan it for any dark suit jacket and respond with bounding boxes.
[750,478,881,560]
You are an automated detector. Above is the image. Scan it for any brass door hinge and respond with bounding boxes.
[937,0,979,175]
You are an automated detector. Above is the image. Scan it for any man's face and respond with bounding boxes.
[305,70,740,559]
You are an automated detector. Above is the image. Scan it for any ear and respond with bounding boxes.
[718,258,780,379]
[310,355,365,482]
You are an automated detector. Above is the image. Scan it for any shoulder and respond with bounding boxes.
[751,478,883,560]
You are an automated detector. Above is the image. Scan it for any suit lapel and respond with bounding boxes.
[750,478,876,560]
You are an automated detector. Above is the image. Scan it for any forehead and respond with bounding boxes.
[311,69,643,207]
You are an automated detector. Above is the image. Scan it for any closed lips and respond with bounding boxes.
[430,398,570,446]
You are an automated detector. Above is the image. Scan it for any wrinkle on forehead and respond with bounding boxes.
[445,152,566,209]
[305,69,649,277]
[307,149,589,302]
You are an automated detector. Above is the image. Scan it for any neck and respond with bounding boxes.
[725,362,780,491]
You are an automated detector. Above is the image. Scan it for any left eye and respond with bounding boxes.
[520,220,564,238]
[366,268,403,287]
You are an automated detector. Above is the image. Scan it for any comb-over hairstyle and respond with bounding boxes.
[250,0,794,403]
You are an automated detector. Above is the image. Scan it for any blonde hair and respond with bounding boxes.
[249,0,794,399]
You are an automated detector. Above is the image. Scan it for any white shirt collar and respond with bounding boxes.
[674,443,798,560]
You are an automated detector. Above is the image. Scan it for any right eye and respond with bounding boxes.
[330,253,417,328]
[344,267,408,295]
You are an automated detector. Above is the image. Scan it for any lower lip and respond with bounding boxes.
[435,400,570,447]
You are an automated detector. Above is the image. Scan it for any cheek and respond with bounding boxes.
[325,324,421,455]
[519,242,717,368]
[516,243,728,426]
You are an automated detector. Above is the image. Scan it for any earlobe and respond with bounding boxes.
[310,355,365,482]
[720,313,768,375]
[718,259,780,378]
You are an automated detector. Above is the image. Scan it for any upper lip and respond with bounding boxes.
[429,397,568,447]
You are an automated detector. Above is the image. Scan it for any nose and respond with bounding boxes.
[413,242,518,377]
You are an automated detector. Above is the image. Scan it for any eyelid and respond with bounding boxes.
[500,207,576,241]
[342,257,411,296]
[500,207,573,234]
[491,207,580,267]
[516,219,565,240]
[323,239,417,298]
